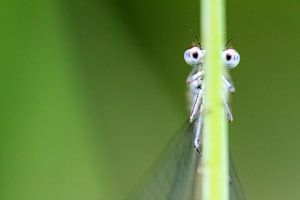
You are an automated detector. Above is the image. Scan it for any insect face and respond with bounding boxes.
[184,46,205,66]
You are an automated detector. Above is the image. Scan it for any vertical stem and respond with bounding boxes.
[200,0,228,199]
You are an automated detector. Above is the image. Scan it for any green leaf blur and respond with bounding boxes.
[0,0,299,200]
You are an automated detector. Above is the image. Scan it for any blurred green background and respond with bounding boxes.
[0,0,299,199]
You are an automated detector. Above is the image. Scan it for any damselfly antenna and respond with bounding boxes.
[225,35,238,49]
[194,36,203,50]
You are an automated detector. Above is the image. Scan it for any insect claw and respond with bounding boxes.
[190,115,195,123]
[229,86,235,93]
[194,146,201,156]
[228,113,233,122]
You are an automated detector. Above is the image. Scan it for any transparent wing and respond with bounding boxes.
[129,122,246,200]
[130,122,199,200]
[229,154,247,200]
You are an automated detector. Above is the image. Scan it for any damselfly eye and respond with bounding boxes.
[222,49,240,69]
[184,47,205,66]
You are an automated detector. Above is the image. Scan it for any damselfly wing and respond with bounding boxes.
[130,123,200,200]
[129,123,245,200]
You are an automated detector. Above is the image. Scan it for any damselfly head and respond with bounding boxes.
[184,46,205,66]
[222,48,240,69]
[184,46,240,69]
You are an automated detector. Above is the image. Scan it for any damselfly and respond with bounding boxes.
[130,42,244,200]
[184,44,239,153]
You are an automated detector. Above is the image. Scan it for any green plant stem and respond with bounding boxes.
[200,0,228,199]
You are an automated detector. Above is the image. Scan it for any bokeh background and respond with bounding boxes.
[1,0,300,199]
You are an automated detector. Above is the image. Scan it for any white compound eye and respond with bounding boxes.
[184,46,205,66]
[222,48,240,69]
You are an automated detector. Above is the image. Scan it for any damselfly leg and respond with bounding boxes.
[184,45,240,153]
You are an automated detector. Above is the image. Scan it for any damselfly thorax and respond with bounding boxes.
[184,45,240,153]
